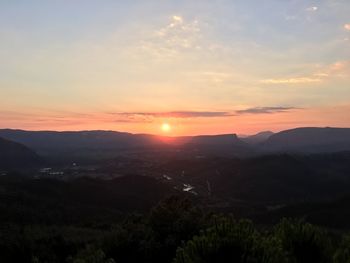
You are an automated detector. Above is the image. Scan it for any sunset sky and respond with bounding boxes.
[1,0,350,135]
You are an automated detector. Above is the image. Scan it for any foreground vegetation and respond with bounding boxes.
[0,196,349,263]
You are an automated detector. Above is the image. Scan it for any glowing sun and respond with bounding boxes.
[161,123,171,132]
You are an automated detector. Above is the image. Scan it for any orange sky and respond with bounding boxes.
[1,105,349,136]
[1,1,350,135]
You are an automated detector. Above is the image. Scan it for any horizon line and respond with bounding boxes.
[0,126,349,137]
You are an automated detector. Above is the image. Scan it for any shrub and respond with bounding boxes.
[333,234,350,263]
[174,216,287,263]
[274,218,333,263]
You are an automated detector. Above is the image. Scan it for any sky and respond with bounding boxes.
[1,0,350,135]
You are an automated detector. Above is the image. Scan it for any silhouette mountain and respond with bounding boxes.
[260,127,350,153]
[189,134,245,145]
[240,131,274,145]
[182,134,252,157]
[0,137,42,169]
[0,129,252,158]
[0,129,160,150]
[1,127,349,159]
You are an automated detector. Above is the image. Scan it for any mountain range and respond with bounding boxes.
[260,127,350,153]
[0,127,350,163]
[240,131,274,145]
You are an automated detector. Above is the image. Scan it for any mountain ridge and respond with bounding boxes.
[261,127,350,153]
[1,127,350,158]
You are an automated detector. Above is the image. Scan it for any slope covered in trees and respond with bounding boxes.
[0,137,42,169]
[1,196,350,263]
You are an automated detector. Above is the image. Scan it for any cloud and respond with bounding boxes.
[110,107,299,121]
[155,15,201,48]
[0,110,95,128]
[260,77,322,84]
[236,107,298,115]
[316,61,350,78]
[306,6,318,12]
[171,15,183,24]
[136,15,202,59]
[2,107,300,128]
[110,111,234,120]
[344,24,350,31]
[261,61,350,85]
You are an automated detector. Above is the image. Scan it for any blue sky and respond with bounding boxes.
[1,0,349,134]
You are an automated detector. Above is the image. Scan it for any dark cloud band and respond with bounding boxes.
[235,107,297,114]
[109,107,297,122]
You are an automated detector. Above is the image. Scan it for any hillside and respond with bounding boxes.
[240,131,274,145]
[0,173,179,224]
[260,127,350,153]
[0,137,42,169]
[0,129,252,159]
[184,134,252,157]
[1,127,350,161]
[0,129,160,151]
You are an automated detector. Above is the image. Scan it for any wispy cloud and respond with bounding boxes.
[136,15,202,59]
[236,107,298,115]
[306,6,318,12]
[0,110,94,128]
[315,61,350,78]
[1,106,300,130]
[260,77,322,84]
[110,111,234,120]
[261,61,350,85]
[155,15,200,48]
[109,107,299,121]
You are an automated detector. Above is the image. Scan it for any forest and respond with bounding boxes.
[1,185,350,263]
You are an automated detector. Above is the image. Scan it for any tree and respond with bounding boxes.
[274,218,333,263]
[68,246,115,263]
[174,216,286,263]
[148,196,204,262]
[333,234,350,263]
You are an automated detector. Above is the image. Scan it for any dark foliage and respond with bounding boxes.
[333,235,350,263]
[174,217,286,263]
[0,195,349,262]
[274,219,333,263]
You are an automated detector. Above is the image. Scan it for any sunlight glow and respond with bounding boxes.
[161,123,171,132]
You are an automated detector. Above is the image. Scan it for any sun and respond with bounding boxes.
[161,123,171,132]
